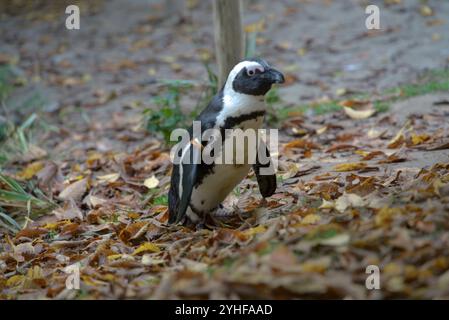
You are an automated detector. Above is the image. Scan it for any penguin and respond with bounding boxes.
[168,58,285,226]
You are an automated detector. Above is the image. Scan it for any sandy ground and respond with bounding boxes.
[1,0,449,110]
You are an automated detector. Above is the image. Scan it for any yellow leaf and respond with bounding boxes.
[6,275,24,287]
[319,199,335,209]
[244,19,265,33]
[17,161,44,180]
[144,175,159,189]
[420,5,433,16]
[107,254,123,261]
[335,88,347,96]
[132,242,160,255]
[296,48,306,56]
[242,225,266,237]
[355,150,370,157]
[27,265,43,279]
[43,222,59,230]
[300,257,330,273]
[334,162,367,172]
[411,133,430,145]
[302,214,321,225]
[375,207,401,227]
[316,126,328,135]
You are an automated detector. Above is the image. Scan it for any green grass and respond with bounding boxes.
[0,65,15,101]
[0,173,56,233]
[0,113,40,167]
[391,79,449,98]
[143,64,217,145]
[153,194,168,206]
[0,64,56,166]
[278,101,341,120]
[275,68,449,121]
[142,67,449,139]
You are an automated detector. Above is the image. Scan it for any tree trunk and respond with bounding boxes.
[213,0,244,89]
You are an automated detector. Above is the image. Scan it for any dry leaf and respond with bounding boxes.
[144,175,159,189]
[343,106,375,119]
[302,214,321,225]
[97,173,120,183]
[17,161,44,180]
[334,162,367,172]
[59,178,88,202]
[132,242,160,255]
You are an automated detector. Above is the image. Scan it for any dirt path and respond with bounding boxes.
[1,0,449,115]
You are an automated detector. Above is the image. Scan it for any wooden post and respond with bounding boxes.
[213,0,244,88]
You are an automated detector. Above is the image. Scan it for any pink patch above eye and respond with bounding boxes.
[247,65,264,75]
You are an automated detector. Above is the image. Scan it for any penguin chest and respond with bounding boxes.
[188,116,264,217]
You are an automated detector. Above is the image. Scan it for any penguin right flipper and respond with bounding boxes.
[168,139,202,224]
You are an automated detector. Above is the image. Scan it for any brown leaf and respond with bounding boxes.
[59,178,88,202]
[119,221,149,243]
[15,228,47,240]
[53,201,83,221]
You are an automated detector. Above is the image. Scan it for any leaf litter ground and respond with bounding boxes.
[1,0,449,300]
[1,92,449,299]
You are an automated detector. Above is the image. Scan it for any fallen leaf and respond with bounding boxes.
[420,5,433,16]
[132,242,160,255]
[375,207,401,227]
[6,275,25,288]
[242,225,266,237]
[334,162,367,172]
[343,106,375,119]
[411,133,430,146]
[119,221,148,243]
[144,175,159,189]
[97,173,120,183]
[302,214,321,225]
[335,193,365,213]
[59,178,88,202]
[53,202,83,221]
[319,233,350,246]
[142,255,165,266]
[17,161,44,180]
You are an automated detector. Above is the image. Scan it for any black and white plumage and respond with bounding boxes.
[168,58,285,225]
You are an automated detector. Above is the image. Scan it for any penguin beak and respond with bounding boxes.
[267,68,285,84]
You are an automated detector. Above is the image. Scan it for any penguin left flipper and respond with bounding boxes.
[253,141,277,198]
[168,139,202,224]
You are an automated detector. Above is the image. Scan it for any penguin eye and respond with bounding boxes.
[246,66,263,77]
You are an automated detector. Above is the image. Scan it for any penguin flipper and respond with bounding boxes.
[253,142,277,198]
[168,140,202,224]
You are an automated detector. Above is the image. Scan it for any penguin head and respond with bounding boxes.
[225,58,285,96]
